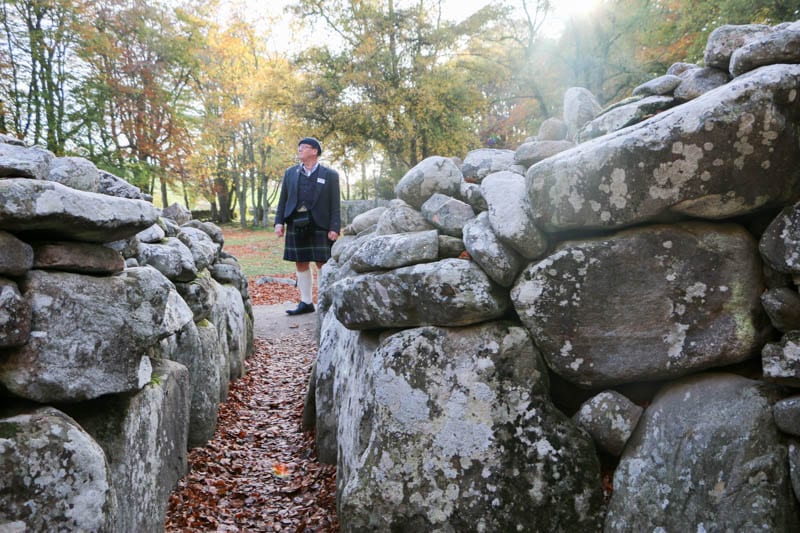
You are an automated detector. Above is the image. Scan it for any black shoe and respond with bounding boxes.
[286,301,315,315]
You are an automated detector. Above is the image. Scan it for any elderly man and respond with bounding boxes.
[274,137,341,315]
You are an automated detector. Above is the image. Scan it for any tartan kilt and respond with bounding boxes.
[284,221,333,263]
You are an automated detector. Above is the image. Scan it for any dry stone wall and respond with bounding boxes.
[0,138,253,532]
[312,20,800,532]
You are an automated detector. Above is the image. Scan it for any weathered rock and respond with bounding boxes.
[160,215,181,236]
[460,148,515,183]
[47,156,100,192]
[763,331,800,386]
[344,206,387,235]
[605,373,799,532]
[394,156,463,210]
[32,241,125,274]
[790,443,800,504]
[0,267,172,402]
[0,278,30,347]
[730,21,800,77]
[136,223,166,243]
[0,133,25,146]
[537,117,568,140]
[463,212,524,287]
[0,230,33,276]
[572,391,643,456]
[563,87,602,140]
[138,237,198,282]
[105,235,140,260]
[338,323,604,532]
[761,287,800,332]
[514,140,575,167]
[331,234,362,262]
[459,181,487,212]
[577,95,676,142]
[174,269,219,323]
[211,282,250,380]
[760,201,800,274]
[667,61,699,76]
[332,258,510,329]
[438,235,465,258]
[527,65,800,233]
[210,262,249,298]
[177,226,219,271]
[0,178,159,242]
[512,222,769,387]
[704,23,772,70]
[375,199,435,235]
[0,144,53,180]
[98,169,149,200]
[420,193,475,238]
[65,359,190,533]
[632,74,682,96]
[0,407,117,532]
[774,396,800,436]
[673,67,731,101]
[181,219,224,245]
[162,202,192,225]
[481,171,547,260]
[348,229,439,273]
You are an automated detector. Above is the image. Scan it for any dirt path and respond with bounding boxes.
[165,281,337,532]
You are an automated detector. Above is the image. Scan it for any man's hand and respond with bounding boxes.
[328,231,339,241]
[275,224,285,238]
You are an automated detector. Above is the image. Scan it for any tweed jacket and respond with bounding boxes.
[275,163,341,233]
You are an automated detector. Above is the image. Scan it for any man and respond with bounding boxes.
[274,137,341,315]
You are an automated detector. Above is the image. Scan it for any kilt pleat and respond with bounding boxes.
[284,221,333,262]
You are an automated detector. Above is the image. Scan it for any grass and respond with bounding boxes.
[220,224,296,277]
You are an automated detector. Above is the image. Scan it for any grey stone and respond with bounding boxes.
[64,359,190,533]
[0,144,53,180]
[512,222,769,387]
[514,140,575,166]
[481,171,547,260]
[32,241,125,274]
[348,229,439,273]
[673,67,731,101]
[667,61,699,76]
[177,226,219,271]
[344,206,387,235]
[527,65,800,233]
[0,178,159,242]
[761,287,800,332]
[375,199,435,235]
[461,148,515,183]
[763,331,800,386]
[459,181,487,212]
[136,223,166,243]
[605,373,799,532]
[632,74,682,96]
[537,117,568,140]
[731,22,800,77]
[97,169,149,200]
[182,219,224,245]
[338,323,603,532]
[572,391,643,456]
[463,212,524,287]
[774,396,800,436]
[0,231,33,276]
[437,234,465,258]
[161,202,192,224]
[47,156,100,192]
[420,193,475,238]
[175,269,219,323]
[394,156,463,209]
[563,87,602,140]
[332,258,510,329]
[0,407,117,532]
[704,23,772,70]
[577,95,676,142]
[0,277,30,347]
[760,201,800,274]
[138,237,197,282]
[0,267,172,402]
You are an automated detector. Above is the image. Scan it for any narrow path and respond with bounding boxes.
[165,316,337,531]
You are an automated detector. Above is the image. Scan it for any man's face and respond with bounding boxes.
[297,143,318,164]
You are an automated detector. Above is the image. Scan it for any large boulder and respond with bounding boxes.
[462,212,524,287]
[563,87,602,140]
[0,231,33,276]
[481,171,547,260]
[0,267,172,402]
[31,241,125,275]
[338,323,604,532]
[673,67,731,101]
[419,193,475,238]
[0,278,30,347]
[0,407,117,532]
[460,148,515,183]
[65,359,190,533]
[577,95,676,142]
[511,222,769,387]
[703,23,772,71]
[347,229,439,273]
[0,143,53,180]
[759,201,800,274]
[138,237,198,282]
[605,373,800,531]
[47,156,101,192]
[527,64,800,233]
[394,156,462,210]
[730,21,800,77]
[332,258,510,330]
[375,199,435,235]
[0,178,159,242]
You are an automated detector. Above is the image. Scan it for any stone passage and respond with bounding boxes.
[310,21,800,532]
[0,138,253,532]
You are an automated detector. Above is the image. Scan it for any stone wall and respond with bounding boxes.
[313,21,800,531]
[0,140,253,532]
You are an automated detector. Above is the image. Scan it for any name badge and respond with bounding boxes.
[317,178,326,184]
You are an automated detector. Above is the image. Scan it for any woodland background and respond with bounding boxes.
[1,0,797,226]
